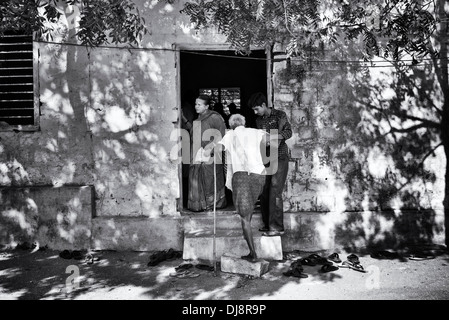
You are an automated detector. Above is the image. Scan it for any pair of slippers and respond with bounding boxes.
[59,250,84,260]
[300,253,332,266]
[339,254,367,273]
[319,264,339,273]
[283,260,308,278]
[319,253,342,273]
[298,253,341,273]
[170,269,200,278]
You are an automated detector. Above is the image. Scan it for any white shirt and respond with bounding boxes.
[218,126,267,191]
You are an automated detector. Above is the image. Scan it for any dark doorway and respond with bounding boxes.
[180,49,268,210]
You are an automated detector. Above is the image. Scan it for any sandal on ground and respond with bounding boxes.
[283,269,308,278]
[342,260,367,273]
[408,253,436,261]
[299,257,316,266]
[147,251,165,266]
[283,267,308,278]
[71,250,84,260]
[327,252,342,263]
[170,270,200,278]
[195,264,215,271]
[347,253,360,264]
[175,263,193,271]
[166,248,182,260]
[59,250,72,260]
[319,264,339,273]
[370,250,400,260]
[307,253,332,265]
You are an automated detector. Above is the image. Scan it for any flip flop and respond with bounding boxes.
[347,253,360,264]
[342,260,367,273]
[408,253,436,261]
[307,253,332,265]
[283,268,308,278]
[195,264,215,271]
[170,270,200,278]
[170,269,188,277]
[319,264,339,273]
[59,250,72,259]
[175,263,193,271]
[327,253,342,263]
[165,248,183,260]
[147,251,166,266]
[71,250,84,260]
[300,257,316,266]
[370,250,400,259]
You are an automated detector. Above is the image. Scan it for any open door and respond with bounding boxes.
[176,46,270,211]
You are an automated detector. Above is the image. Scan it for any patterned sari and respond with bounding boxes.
[187,109,227,211]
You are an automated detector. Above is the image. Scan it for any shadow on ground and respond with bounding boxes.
[1,244,448,300]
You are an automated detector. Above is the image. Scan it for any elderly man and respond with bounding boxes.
[215,113,268,262]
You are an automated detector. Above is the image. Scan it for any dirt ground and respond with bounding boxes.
[1,244,449,303]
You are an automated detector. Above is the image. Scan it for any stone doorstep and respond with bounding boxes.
[220,253,270,277]
[183,229,283,262]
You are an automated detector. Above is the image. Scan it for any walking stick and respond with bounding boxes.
[213,149,217,277]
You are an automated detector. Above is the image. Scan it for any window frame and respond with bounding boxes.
[199,87,242,109]
[0,33,39,132]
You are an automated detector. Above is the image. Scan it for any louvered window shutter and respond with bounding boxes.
[0,30,34,127]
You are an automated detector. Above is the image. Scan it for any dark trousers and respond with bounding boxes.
[260,157,289,231]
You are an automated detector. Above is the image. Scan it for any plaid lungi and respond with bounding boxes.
[232,172,265,218]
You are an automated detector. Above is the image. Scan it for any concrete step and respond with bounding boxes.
[182,211,332,253]
[182,210,264,232]
[182,228,283,262]
[220,253,270,277]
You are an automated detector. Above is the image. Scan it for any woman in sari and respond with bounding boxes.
[187,95,227,212]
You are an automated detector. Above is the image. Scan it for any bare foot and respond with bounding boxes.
[241,254,257,262]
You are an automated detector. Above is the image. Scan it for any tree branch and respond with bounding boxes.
[417,142,444,168]
[389,122,430,133]
[394,141,444,193]
[367,101,441,128]
[404,115,441,129]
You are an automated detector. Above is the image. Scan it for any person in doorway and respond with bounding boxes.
[248,92,292,237]
[187,94,227,212]
[217,114,268,261]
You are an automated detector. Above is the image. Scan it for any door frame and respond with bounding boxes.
[173,43,273,211]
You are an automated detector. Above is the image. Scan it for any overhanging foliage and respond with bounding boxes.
[180,0,439,61]
[0,0,148,46]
